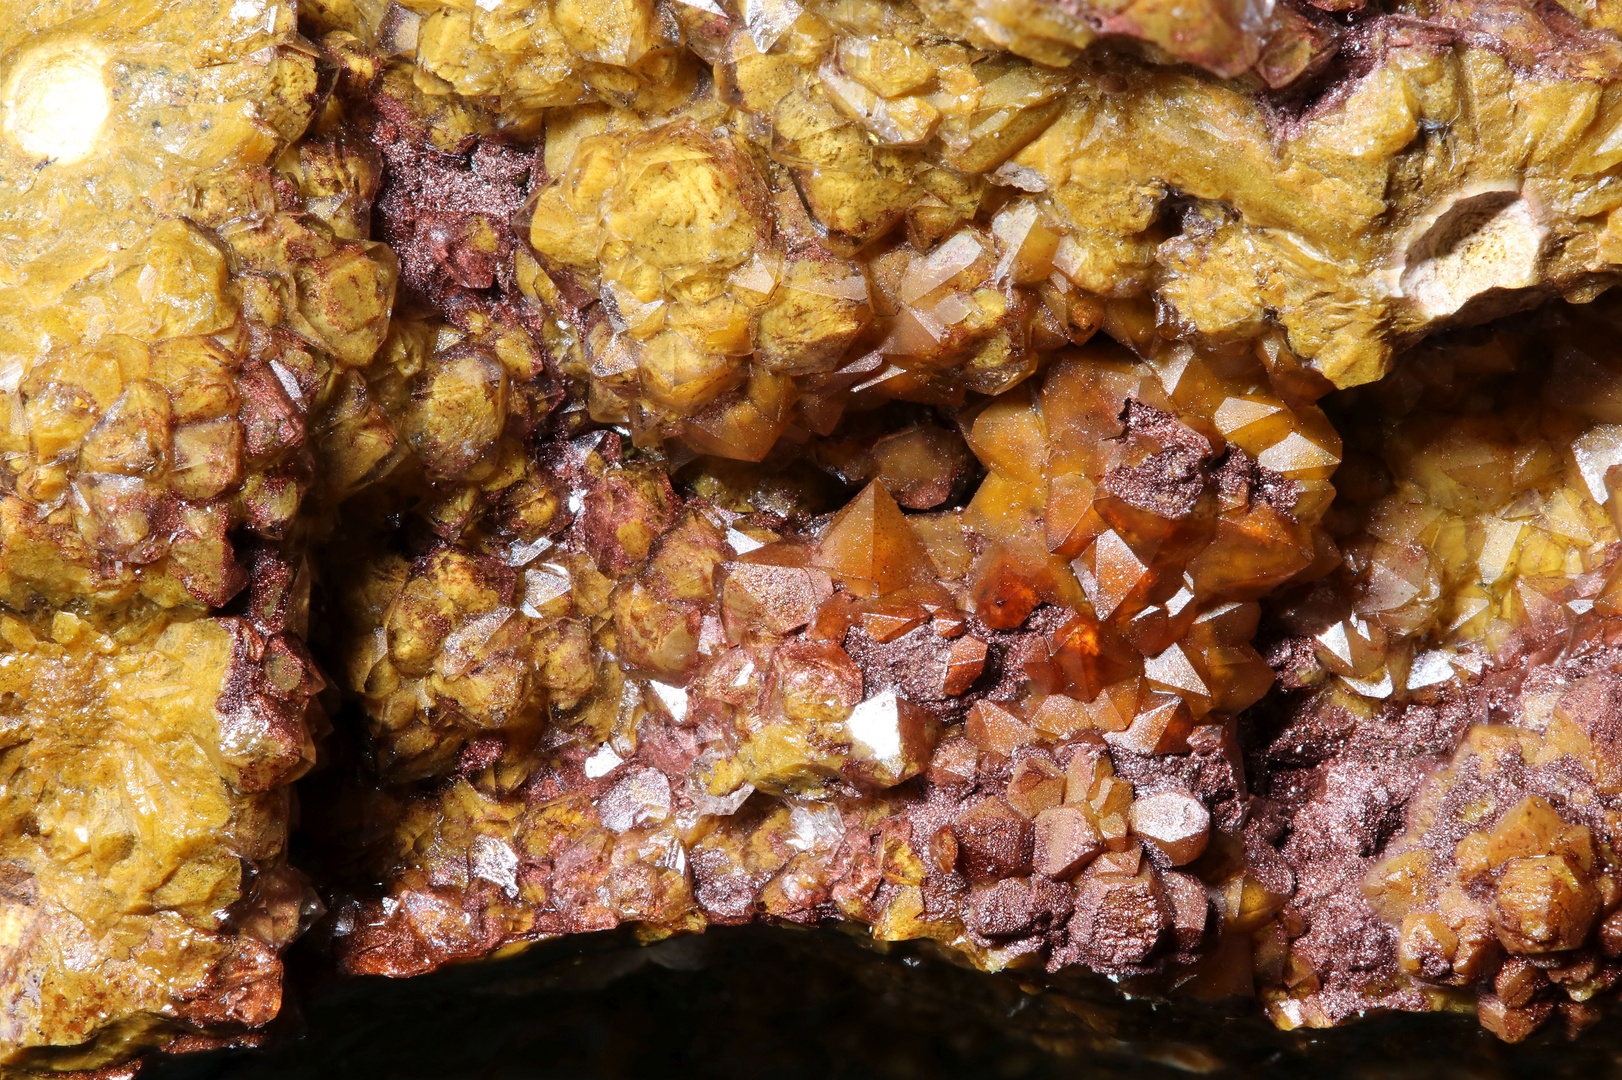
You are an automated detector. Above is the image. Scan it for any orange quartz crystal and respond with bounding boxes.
[13,0,1622,1071]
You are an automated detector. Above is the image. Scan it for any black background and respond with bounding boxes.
[144,926,1622,1080]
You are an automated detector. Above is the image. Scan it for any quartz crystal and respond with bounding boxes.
[1255,300,1622,1038]
[9,0,1622,1071]
[0,0,358,1069]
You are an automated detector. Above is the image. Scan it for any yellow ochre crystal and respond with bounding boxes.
[8,0,1622,1071]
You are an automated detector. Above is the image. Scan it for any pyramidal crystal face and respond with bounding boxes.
[9,0,1622,1071]
[0,0,343,1070]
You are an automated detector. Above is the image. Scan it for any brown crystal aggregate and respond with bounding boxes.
[1253,301,1622,1039]
[320,336,1310,979]
[10,0,1622,1071]
[0,0,357,1070]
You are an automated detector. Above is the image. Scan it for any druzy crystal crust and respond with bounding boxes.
[7,0,1622,1072]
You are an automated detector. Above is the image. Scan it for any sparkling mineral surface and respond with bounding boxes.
[0,0,354,1070]
[8,0,1622,1072]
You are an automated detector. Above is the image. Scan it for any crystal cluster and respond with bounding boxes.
[1255,301,1622,1039]
[0,0,358,1070]
[9,0,1622,1071]
[512,0,1622,421]
[0,612,315,1070]
[323,336,1324,977]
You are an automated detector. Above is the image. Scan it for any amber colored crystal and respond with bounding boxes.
[813,481,936,597]
[20,0,1622,1069]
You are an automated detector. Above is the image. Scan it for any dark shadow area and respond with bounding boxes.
[143,924,1622,1080]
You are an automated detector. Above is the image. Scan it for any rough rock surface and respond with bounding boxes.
[8,0,1622,1073]
[0,0,340,1071]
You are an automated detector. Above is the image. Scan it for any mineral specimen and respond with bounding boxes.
[1255,300,1622,1038]
[0,608,319,1072]
[0,0,357,1069]
[318,190,1336,975]
[515,0,1622,422]
[10,0,1622,1071]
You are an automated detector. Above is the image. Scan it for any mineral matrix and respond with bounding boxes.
[6,0,1622,1072]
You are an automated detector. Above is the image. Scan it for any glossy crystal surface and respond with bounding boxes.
[8,0,1622,1071]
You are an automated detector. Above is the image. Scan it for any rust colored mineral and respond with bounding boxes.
[9,0,1622,1071]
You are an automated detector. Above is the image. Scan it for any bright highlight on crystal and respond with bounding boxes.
[2,42,109,164]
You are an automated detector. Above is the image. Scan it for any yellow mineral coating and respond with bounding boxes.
[1281,300,1622,699]
[496,0,1622,459]
[0,0,341,1068]
[0,0,399,616]
[14,0,1622,1069]
[0,614,315,1071]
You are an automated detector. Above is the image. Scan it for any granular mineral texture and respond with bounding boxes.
[9,0,1622,1072]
